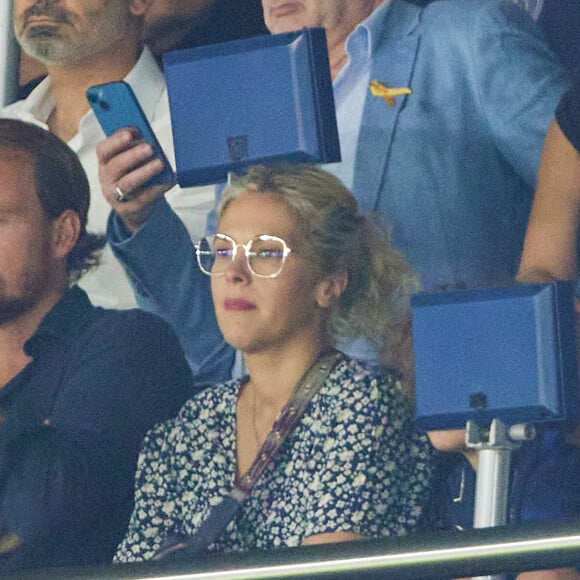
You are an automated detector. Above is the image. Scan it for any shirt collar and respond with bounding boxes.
[10,76,55,128]
[345,1,392,63]
[24,286,94,357]
[74,46,165,146]
[123,46,166,121]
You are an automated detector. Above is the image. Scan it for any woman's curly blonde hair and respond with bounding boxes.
[219,164,421,395]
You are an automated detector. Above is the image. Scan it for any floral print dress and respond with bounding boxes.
[115,356,434,562]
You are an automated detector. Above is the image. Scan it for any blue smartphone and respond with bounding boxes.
[86,80,175,185]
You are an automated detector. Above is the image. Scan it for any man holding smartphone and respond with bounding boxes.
[1,0,233,384]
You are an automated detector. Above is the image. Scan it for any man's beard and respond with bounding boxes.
[16,1,74,64]
[0,297,34,325]
[143,10,212,50]
[0,268,50,326]
[15,1,129,67]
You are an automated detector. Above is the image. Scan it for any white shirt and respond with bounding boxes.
[1,48,215,309]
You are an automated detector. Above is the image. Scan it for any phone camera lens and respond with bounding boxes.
[99,100,111,111]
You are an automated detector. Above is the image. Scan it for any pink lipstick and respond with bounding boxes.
[224,298,256,311]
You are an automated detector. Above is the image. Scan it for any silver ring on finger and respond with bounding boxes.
[114,185,129,203]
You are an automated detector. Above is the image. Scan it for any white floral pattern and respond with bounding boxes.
[115,357,434,562]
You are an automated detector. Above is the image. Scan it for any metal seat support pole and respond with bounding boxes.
[467,419,536,580]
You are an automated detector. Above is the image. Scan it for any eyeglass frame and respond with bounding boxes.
[195,233,293,279]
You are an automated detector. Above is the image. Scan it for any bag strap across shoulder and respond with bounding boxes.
[154,350,343,560]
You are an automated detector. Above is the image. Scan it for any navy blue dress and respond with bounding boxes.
[116,357,434,561]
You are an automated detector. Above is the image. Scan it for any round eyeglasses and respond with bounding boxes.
[195,233,293,278]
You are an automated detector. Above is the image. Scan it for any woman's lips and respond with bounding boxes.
[224,298,256,311]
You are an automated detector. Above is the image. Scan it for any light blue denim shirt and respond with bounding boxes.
[325,1,391,190]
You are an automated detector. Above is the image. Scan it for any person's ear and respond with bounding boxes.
[315,269,348,308]
[51,210,81,260]
[129,0,156,17]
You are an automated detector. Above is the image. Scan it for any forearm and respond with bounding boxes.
[107,198,235,383]
[518,121,580,283]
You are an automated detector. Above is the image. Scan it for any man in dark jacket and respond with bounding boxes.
[0,119,194,573]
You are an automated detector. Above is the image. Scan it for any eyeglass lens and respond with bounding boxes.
[197,235,287,277]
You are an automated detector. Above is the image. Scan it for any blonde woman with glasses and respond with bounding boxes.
[108,163,434,561]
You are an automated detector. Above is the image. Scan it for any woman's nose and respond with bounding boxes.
[224,246,251,282]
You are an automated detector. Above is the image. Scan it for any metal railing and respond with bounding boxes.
[10,519,580,580]
[0,0,18,107]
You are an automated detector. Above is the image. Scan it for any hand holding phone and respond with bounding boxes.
[87,80,175,186]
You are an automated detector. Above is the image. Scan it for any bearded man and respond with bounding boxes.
[1,0,233,384]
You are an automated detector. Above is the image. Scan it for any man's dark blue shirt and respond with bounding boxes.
[0,286,194,573]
